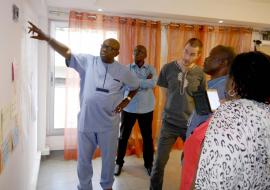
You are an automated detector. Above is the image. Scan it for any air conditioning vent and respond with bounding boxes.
[262,31,270,41]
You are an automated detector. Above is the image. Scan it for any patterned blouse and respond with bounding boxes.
[195,99,270,190]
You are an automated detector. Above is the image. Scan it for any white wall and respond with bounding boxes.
[47,0,270,29]
[98,0,270,28]
[35,5,50,157]
[0,0,48,189]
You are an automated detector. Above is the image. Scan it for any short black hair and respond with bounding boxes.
[229,51,270,103]
[185,38,203,51]
[213,45,236,66]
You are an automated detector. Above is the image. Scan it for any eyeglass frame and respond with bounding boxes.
[101,44,118,52]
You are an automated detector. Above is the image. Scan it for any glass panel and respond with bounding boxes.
[54,27,68,129]
[52,24,118,130]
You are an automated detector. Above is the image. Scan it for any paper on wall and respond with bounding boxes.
[11,127,19,150]
[0,109,3,146]
[1,136,11,167]
[1,104,11,140]
[0,146,3,174]
[11,82,18,119]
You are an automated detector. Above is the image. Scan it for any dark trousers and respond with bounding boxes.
[116,111,154,168]
[150,120,186,190]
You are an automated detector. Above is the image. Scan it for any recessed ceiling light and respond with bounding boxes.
[97,8,103,12]
[218,20,224,24]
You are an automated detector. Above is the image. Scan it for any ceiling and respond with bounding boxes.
[249,0,270,2]
[45,0,270,29]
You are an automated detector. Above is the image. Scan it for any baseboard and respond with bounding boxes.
[46,135,64,150]
[41,146,50,155]
[29,151,41,190]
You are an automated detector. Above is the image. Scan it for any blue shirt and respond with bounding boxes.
[186,76,227,138]
[123,63,157,114]
[66,54,139,132]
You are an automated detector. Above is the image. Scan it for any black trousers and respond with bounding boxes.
[116,111,154,168]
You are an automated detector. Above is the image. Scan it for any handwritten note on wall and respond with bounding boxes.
[0,99,20,175]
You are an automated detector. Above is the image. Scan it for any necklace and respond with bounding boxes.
[175,61,190,95]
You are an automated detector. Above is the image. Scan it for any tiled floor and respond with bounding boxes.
[37,150,182,190]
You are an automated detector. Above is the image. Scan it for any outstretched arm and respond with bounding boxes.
[28,21,71,60]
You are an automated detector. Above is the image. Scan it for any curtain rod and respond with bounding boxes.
[49,10,262,32]
[49,10,159,24]
[71,12,159,25]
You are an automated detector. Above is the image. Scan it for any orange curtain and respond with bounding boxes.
[167,24,252,65]
[201,26,252,59]
[64,11,162,160]
[166,23,252,150]
[167,24,204,65]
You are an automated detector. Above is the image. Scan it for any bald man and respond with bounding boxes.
[28,22,139,190]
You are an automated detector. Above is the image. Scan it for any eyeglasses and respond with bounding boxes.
[101,44,117,51]
[133,49,146,54]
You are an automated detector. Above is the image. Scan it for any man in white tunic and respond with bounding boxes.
[28,22,139,190]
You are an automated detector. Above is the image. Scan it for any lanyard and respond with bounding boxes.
[103,64,108,88]
[95,57,110,93]
[95,57,109,88]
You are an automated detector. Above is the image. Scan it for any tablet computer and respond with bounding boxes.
[207,89,220,112]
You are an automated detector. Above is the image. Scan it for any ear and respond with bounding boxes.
[222,59,228,66]
[144,51,147,59]
[197,51,202,58]
[114,50,119,57]
[220,60,230,71]
[226,77,236,90]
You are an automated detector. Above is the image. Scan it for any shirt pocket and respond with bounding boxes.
[107,78,123,92]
